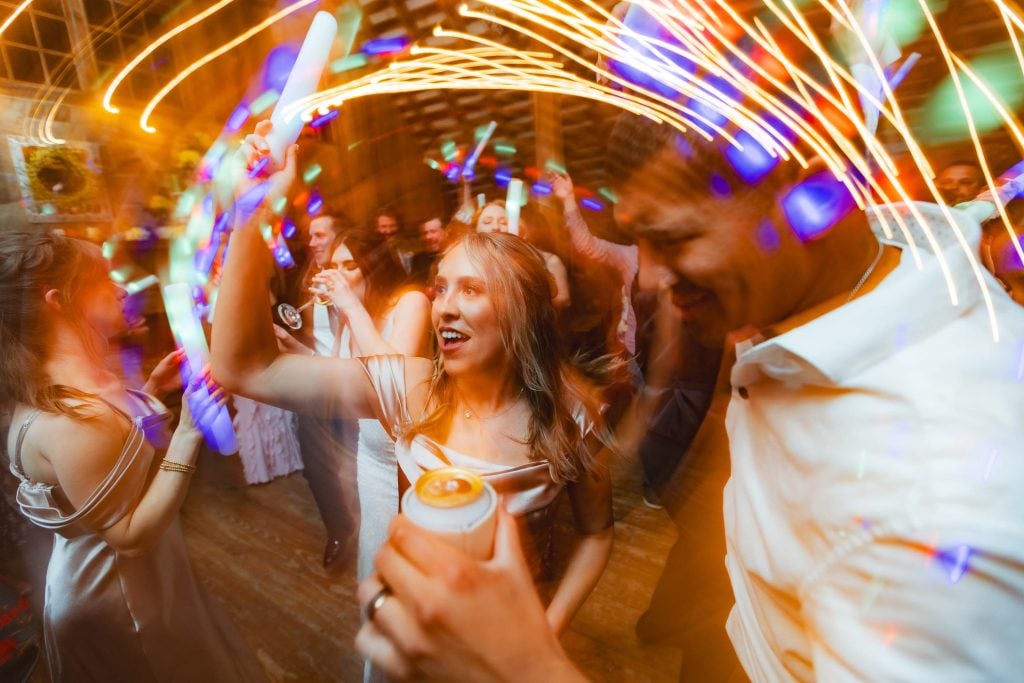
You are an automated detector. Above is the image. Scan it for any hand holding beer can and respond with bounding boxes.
[401,467,498,560]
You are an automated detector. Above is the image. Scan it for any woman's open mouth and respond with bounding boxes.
[438,327,470,353]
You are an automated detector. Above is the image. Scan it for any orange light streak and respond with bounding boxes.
[0,0,32,38]
[104,0,237,114]
[140,0,319,133]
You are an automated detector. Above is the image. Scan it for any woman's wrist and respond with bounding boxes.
[172,425,204,449]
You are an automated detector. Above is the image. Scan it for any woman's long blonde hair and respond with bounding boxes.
[407,232,603,483]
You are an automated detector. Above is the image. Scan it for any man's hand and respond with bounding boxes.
[356,508,585,682]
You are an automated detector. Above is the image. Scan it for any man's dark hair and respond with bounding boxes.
[942,160,984,173]
[318,203,356,236]
[371,205,403,231]
[605,113,797,200]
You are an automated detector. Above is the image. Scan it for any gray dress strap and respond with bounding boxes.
[10,410,42,482]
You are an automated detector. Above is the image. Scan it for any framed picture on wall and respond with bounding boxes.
[7,136,112,223]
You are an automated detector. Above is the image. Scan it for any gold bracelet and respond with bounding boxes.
[159,459,196,474]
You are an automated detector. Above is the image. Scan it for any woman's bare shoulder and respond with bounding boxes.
[13,404,128,484]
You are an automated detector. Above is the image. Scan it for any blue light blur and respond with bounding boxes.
[580,197,604,212]
[532,182,552,196]
[363,36,410,56]
[605,5,694,99]
[494,167,512,187]
[263,45,299,92]
[687,76,741,133]
[782,171,856,241]
[708,173,732,198]
[724,130,780,184]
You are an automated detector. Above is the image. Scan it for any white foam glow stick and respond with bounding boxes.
[506,179,524,235]
[266,11,338,167]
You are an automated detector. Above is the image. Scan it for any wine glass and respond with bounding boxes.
[276,278,331,331]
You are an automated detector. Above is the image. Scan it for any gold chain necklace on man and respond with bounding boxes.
[845,241,886,303]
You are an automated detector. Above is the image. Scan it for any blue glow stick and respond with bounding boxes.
[462,121,496,180]
[162,283,238,455]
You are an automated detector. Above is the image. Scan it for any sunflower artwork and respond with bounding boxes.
[7,137,111,223]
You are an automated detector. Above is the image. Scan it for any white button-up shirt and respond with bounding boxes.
[724,203,1024,681]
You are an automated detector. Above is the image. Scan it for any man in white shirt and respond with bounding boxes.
[354,114,1024,681]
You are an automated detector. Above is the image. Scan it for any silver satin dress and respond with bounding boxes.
[357,355,602,577]
[7,390,266,682]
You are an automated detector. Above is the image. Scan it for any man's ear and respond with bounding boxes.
[43,288,62,311]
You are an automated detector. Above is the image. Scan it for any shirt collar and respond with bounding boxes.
[733,202,987,388]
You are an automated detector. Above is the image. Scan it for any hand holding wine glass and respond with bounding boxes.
[276,271,332,330]
[311,268,362,314]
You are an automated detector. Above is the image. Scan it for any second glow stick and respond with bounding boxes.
[505,179,524,235]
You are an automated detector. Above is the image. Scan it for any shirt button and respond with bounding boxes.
[737,386,750,399]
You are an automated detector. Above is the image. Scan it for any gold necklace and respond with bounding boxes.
[458,388,524,420]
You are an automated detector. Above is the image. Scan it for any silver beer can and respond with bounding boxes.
[401,467,498,560]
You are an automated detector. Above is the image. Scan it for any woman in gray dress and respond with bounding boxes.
[0,231,264,682]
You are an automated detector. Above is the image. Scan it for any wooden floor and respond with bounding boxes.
[173,445,683,682]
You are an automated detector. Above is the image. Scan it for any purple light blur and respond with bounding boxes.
[708,173,732,198]
[281,218,297,239]
[755,219,780,252]
[307,190,323,215]
[580,197,604,212]
[272,236,296,268]
[263,44,299,92]
[248,156,271,179]
[311,109,340,128]
[226,104,250,133]
[935,545,974,584]
[531,182,552,196]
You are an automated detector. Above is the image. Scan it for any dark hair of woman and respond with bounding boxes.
[338,229,409,320]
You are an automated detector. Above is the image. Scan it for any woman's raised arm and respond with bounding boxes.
[210,122,378,420]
